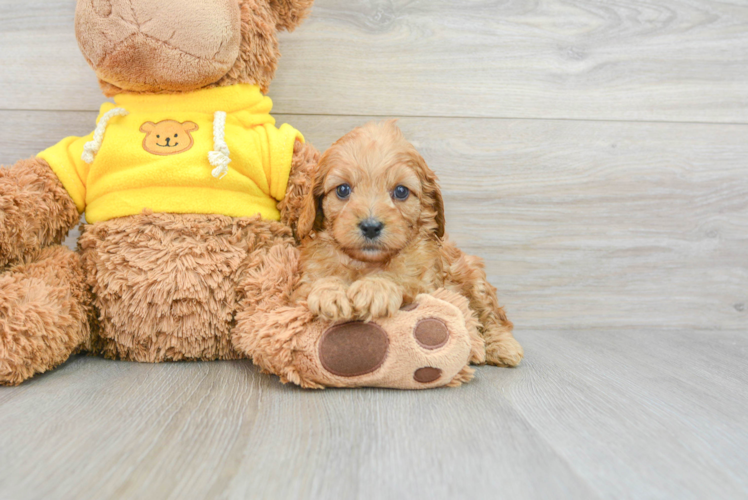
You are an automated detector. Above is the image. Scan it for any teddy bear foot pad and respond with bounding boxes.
[299,294,475,389]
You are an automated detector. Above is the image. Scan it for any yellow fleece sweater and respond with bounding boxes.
[38,84,303,223]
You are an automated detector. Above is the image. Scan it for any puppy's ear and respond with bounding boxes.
[278,141,323,242]
[412,150,446,239]
[431,179,446,239]
[267,0,314,32]
[295,170,325,241]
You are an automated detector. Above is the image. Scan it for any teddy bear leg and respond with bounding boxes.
[0,245,91,385]
[290,290,485,389]
[234,259,485,389]
[231,241,483,389]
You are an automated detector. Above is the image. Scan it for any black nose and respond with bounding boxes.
[359,219,384,239]
[165,137,171,144]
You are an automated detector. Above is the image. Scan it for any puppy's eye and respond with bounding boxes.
[156,135,160,138]
[174,134,178,138]
[336,184,352,199]
[393,185,410,201]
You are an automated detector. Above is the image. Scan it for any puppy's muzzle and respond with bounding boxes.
[359,218,384,240]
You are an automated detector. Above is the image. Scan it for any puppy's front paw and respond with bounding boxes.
[347,277,403,320]
[307,278,353,321]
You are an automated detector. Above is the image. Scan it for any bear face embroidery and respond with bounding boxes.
[140,120,199,156]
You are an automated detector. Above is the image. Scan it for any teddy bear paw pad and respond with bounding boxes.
[414,318,449,349]
[318,322,389,377]
[413,366,443,383]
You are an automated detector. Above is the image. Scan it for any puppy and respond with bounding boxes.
[293,121,523,367]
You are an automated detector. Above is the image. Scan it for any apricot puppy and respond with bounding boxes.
[293,121,523,367]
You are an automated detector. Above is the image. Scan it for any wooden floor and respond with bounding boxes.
[1,0,747,498]
[1,330,747,499]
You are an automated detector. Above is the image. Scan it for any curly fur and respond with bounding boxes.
[279,140,321,241]
[294,121,523,366]
[231,121,520,389]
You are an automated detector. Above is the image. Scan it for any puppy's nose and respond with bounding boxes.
[165,137,171,145]
[359,218,384,239]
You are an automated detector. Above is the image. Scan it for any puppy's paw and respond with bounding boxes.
[347,277,403,320]
[307,278,353,321]
[485,337,524,367]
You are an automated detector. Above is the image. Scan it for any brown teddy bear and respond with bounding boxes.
[0,0,520,388]
[0,0,318,384]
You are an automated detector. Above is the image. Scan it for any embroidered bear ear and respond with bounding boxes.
[139,122,156,133]
[182,121,199,132]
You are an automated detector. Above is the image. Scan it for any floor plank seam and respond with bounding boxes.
[2,108,748,127]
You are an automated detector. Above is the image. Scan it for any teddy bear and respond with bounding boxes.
[0,0,519,389]
[0,0,318,385]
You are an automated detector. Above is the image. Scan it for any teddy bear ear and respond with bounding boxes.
[139,122,156,133]
[267,0,314,32]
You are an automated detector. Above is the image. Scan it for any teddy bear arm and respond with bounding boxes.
[0,158,80,268]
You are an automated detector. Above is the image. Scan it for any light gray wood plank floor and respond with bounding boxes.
[0,330,746,500]
[1,0,747,498]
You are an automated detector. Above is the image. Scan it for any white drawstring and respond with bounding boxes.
[209,111,231,179]
[81,108,129,164]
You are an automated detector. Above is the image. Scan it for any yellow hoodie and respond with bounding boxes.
[38,84,303,223]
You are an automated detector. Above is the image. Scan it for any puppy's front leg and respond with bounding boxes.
[347,275,404,321]
[306,277,354,321]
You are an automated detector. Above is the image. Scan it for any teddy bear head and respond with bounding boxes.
[75,0,314,97]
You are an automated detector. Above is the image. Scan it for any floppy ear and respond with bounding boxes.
[430,178,446,239]
[412,151,446,239]
[139,122,156,133]
[267,0,314,32]
[295,175,325,241]
[181,121,199,132]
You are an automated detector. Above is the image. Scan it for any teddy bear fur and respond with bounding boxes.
[0,0,317,385]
